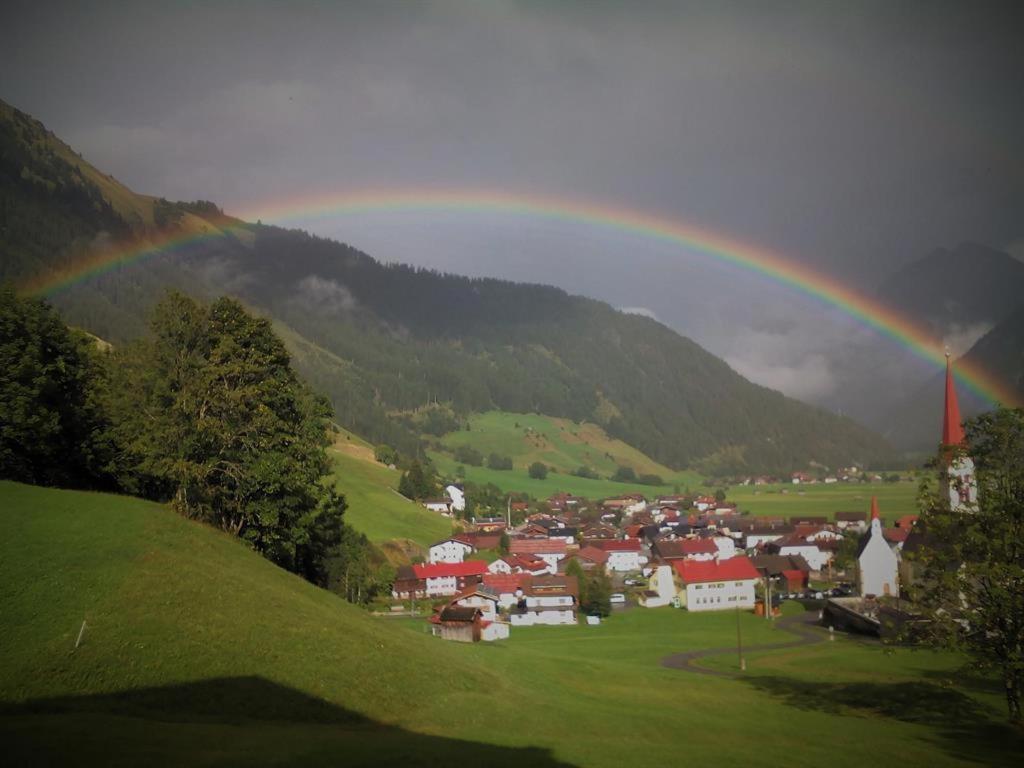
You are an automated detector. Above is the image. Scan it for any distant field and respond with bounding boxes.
[439,411,680,478]
[727,480,922,520]
[330,449,453,547]
[430,411,702,498]
[429,450,703,500]
[2,481,1020,767]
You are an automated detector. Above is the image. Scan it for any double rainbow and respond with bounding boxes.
[22,186,1019,406]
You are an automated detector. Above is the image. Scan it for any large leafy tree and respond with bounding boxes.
[0,286,108,487]
[105,292,346,577]
[908,407,1024,723]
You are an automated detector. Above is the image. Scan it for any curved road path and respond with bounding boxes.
[661,609,827,678]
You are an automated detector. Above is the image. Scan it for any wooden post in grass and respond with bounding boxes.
[74,620,87,649]
[736,606,745,671]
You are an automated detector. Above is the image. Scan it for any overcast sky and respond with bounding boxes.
[2,0,1022,403]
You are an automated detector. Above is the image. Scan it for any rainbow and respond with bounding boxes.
[23,186,1019,406]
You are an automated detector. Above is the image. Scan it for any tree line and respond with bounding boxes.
[0,286,378,597]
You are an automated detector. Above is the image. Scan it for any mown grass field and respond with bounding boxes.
[430,411,701,498]
[329,449,453,547]
[726,479,922,519]
[438,411,683,478]
[3,481,1021,767]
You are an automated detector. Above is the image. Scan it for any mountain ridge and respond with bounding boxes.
[0,97,893,473]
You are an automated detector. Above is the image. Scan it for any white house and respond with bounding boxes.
[412,561,488,597]
[673,557,759,612]
[711,536,737,560]
[857,497,900,598]
[639,564,676,608]
[450,586,501,621]
[428,536,475,564]
[743,529,791,549]
[445,484,466,513]
[422,498,451,514]
[769,535,833,572]
[596,540,647,572]
[508,575,578,626]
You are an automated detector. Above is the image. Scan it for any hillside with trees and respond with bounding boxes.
[1,98,892,474]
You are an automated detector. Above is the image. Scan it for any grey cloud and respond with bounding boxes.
[294,275,358,315]
[1,0,1021,413]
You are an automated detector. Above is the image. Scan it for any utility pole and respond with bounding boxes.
[736,605,746,671]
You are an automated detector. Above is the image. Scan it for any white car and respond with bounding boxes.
[610,593,626,604]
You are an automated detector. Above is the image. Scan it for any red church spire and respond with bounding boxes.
[870,496,880,521]
[942,353,965,447]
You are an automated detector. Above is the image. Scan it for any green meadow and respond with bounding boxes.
[726,479,922,520]
[2,481,1020,767]
[330,448,453,547]
[430,411,702,498]
[438,411,681,478]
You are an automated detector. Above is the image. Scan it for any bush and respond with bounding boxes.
[611,465,637,483]
[487,452,513,470]
[638,473,663,486]
[374,444,398,466]
[453,445,484,466]
[528,461,549,480]
[574,465,599,479]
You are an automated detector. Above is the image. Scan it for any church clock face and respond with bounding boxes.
[947,455,978,512]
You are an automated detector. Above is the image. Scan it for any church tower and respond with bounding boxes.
[941,354,977,512]
[857,496,899,597]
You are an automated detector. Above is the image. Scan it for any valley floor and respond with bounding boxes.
[2,482,1020,767]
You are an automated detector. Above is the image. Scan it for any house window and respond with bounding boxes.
[735,582,743,586]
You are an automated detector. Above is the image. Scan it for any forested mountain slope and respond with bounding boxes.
[1,98,892,473]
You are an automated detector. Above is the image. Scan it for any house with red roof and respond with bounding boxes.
[482,573,531,608]
[391,560,489,599]
[676,538,719,561]
[590,538,647,572]
[488,553,550,576]
[509,538,567,574]
[564,546,609,573]
[672,556,759,612]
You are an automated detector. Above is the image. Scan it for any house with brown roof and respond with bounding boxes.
[429,604,509,642]
[509,575,579,626]
[428,536,475,564]
[564,546,609,573]
[750,553,811,592]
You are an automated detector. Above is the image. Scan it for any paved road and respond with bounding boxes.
[660,609,826,677]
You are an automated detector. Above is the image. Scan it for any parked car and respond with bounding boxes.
[623,578,643,586]
[610,593,626,604]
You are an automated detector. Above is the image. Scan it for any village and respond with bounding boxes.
[395,359,973,645]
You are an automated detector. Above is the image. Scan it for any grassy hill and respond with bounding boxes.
[329,449,453,548]
[439,411,681,478]
[2,481,1021,766]
[430,410,701,499]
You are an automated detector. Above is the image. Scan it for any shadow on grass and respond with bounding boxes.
[741,675,1023,765]
[0,676,576,767]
